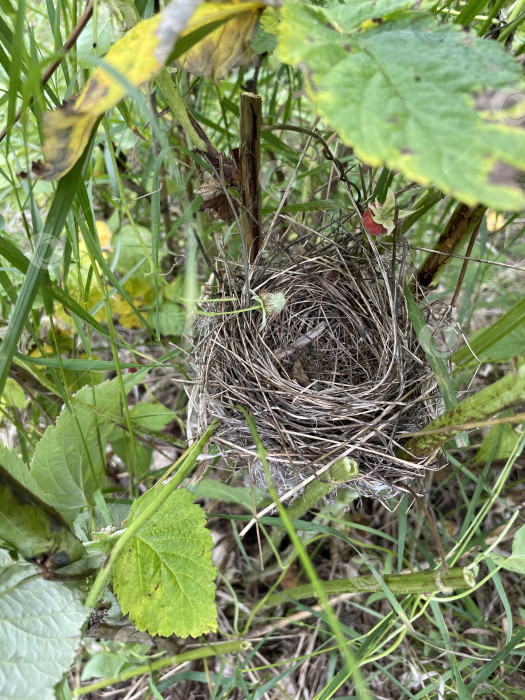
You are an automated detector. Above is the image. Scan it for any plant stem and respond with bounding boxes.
[238,92,262,263]
[264,566,475,607]
[402,362,525,457]
[416,203,486,287]
[72,640,249,695]
[262,457,359,565]
[498,0,525,42]
[85,418,221,609]
[236,405,372,700]
[155,68,209,151]
[287,457,359,520]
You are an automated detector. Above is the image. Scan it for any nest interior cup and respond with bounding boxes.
[192,233,436,498]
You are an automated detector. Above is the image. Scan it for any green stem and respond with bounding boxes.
[402,363,525,457]
[288,457,359,521]
[236,405,372,700]
[264,567,475,607]
[72,640,249,695]
[400,188,443,235]
[85,418,221,608]
[262,457,359,564]
[155,68,209,152]
[498,0,525,42]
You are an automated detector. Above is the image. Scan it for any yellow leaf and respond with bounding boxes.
[35,0,271,181]
[35,0,203,181]
[95,220,113,252]
[177,0,267,82]
[110,278,153,329]
[485,210,506,232]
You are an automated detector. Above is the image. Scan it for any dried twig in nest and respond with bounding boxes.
[190,227,438,498]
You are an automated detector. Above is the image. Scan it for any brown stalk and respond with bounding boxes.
[238,92,262,264]
[417,203,486,288]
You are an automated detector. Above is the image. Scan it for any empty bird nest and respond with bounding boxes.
[188,223,440,500]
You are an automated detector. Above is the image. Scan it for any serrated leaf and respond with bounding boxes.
[490,524,525,574]
[113,487,217,638]
[277,6,525,210]
[28,374,143,524]
[0,555,89,700]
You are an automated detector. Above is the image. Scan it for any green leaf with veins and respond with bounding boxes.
[18,373,145,525]
[277,5,525,210]
[113,487,217,638]
[0,464,86,568]
[0,552,89,700]
[490,523,525,574]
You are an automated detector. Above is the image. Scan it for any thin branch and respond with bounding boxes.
[0,0,94,143]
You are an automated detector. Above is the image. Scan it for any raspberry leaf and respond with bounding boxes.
[278,4,525,210]
[113,487,217,638]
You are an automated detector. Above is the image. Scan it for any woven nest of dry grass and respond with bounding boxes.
[189,225,438,499]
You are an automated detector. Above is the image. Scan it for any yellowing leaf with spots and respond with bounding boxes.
[35,0,268,181]
[176,0,268,82]
[35,0,202,181]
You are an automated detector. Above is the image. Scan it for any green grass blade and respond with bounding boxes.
[452,295,525,366]
[0,137,95,398]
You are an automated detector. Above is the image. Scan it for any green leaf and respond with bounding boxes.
[277,5,525,210]
[404,284,462,410]
[113,487,217,638]
[0,554,89,700]
[0,129,96,401]
[28,374,143,524]
[323,0,430,34]
[453,295,525,366]
[80,650,143,681]
[0,464,86,567]
[111,224,153,278]
[155,301,187,336]
[403,362,525,457]
[109,401,175,478]
[490,523,525,574]
[475,418,524,463]
[251,22,277,54]
[0,441,44,499]
[192,478,261,509]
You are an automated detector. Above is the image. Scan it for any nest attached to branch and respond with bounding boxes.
[190,227,438,499]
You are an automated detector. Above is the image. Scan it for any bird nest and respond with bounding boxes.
[189,228,438,500]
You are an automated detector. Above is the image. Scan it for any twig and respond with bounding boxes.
[409,246,525,273]
[0,0,94,143]
[450,218,483,307]
[273,321,327,360]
